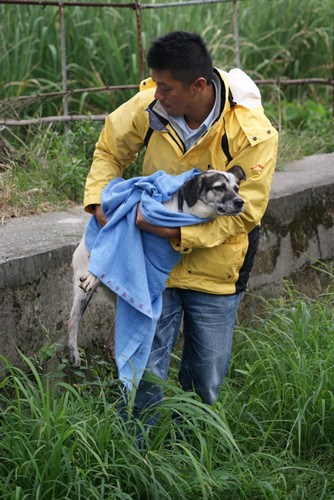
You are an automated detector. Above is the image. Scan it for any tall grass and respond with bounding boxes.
[0,120,102,218]
[1,0,332,116]
[1,274,333,498]
[0,0,333,217]
[1,100,333,220]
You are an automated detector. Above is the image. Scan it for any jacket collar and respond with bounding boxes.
[145,68,234,132]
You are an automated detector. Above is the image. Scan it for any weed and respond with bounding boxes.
[0,275,333,498]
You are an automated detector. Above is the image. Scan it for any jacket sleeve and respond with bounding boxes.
[175,107,278,253]
[83,93,149,212]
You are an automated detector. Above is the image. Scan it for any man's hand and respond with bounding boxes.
[136,205,181,239]
[94,204,107,227]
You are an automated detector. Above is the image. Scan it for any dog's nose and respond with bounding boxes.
[234,199,244,209]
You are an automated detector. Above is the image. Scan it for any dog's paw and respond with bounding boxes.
[68,345,81,368]
[79,272,99,292]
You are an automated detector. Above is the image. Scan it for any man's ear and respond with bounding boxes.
[193,77,207,94]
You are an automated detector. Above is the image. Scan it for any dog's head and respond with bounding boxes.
[182,165,246,218]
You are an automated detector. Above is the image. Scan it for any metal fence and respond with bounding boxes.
[0,0,333,127]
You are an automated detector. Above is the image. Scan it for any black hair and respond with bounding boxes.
[147,31,213,86]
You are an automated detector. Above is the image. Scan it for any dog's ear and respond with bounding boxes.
[182,174,203,208]
[228,165,246,183]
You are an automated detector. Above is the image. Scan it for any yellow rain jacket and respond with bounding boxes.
[84,68,278,294]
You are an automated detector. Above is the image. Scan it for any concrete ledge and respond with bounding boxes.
[1,153,333,365]
[252,153,334,288]
[0,209,88,287]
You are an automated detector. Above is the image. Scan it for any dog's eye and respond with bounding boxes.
[213,183,226,192]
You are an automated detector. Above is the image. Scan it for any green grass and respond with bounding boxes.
[0,120,101,218]
[0,0,332,114]
[0,0,333,218]
[0,4,332,494]
[1,98,333,220]
[1,271,333,498]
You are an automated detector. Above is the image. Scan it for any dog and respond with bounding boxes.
[68,165,246,368]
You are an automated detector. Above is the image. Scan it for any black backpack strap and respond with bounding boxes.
[221,132,232,163]
[221,90,236,164]
[144,126,154,147]
[235,225,260,293]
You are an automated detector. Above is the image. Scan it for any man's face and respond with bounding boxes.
[150,69,195,117]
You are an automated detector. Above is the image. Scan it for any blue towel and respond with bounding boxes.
[85,169,208,390]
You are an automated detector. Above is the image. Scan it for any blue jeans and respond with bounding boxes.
[133,288,243,412]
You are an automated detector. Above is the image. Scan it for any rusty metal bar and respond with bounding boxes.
[254,78,334,86]
[0,85,138,107]
[1,78,333,127]
[0,0,236,7]
[1,79,332,107]
[0,114,108,126]
[134,1,145,81]
[139,0,236,7]
[1,77,333,127]
[58,2,69,128]
[232,0,241,68]
[0,85,139,107]
[0,0,136,7]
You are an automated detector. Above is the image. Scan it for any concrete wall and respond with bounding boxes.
[245,153,334,316]
[0,153,333,366]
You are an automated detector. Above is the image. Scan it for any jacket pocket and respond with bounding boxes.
[171,233,249,289]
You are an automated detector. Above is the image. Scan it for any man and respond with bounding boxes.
[84,31,278,411]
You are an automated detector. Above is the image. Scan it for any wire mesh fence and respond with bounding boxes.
[0,0,333,127]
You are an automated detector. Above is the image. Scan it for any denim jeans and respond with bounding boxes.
[133,287,243,413]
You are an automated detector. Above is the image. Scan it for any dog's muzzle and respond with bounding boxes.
[217,197,244,215]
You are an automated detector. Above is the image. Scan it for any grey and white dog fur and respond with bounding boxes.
[68,165,246,368]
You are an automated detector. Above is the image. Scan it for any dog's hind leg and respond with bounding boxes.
[68,239,99,367]
[68,286,97,367]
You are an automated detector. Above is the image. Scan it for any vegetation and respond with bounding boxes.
[0,0,333,218]
[0,121,100,219]
[1,0,332,112]
[0,3,332,496]
[1,99,333,220]
[1,270,333,498]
